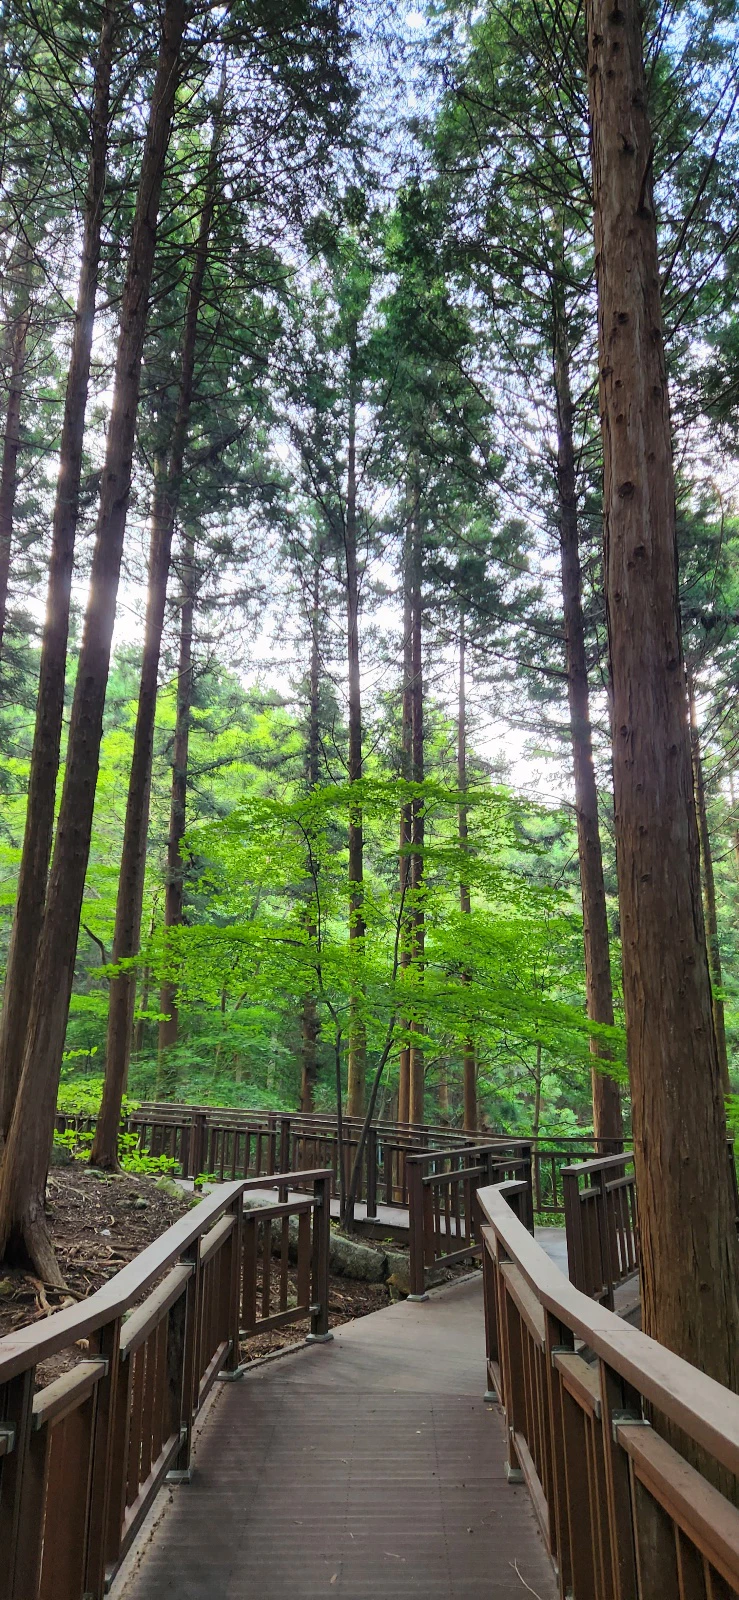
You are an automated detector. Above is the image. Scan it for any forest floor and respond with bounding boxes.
[0,1162,394,1378]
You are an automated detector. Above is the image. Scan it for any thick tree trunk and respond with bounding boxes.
[408,488,425,1125]
[0,0,116,1147]
[157,528,196,1089]
[398,511,413,1124]
[301,540,322,1113]
[688,680,729,1095]
[0,254,31,660]
[586,0,739,1382]
[0,0,187,1283]
[553,310,623,1148]
[92,90,225,1167]
[345,334,366,1118]
[458,616,477,1133]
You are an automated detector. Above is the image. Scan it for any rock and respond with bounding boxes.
[385,1250,411,1295]
[88,1168,109,1181]
[328,1232,387,1283]
[50,1142,75,1167]
[132,1198,149,1210]
[0,1278,14,1297]
[154,1177,185,1200]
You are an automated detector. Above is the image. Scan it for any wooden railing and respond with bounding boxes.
[0,1168,331,1600]
[562,1152,638,1308]
[55,1099,620,1225]
[480,1179,739,1598]
[406,1146,535,1297]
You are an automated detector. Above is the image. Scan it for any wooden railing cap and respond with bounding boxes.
[478,1182,739,1478]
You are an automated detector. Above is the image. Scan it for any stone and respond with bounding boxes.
[385,1250,411,1296]
[50,1142,75,1167]
[328,1232,387,1283]
[154,1176,185,1200]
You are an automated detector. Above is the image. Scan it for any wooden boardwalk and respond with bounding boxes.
[118,1276,556,1600]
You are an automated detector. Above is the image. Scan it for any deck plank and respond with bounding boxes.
[119,1276,557,1599]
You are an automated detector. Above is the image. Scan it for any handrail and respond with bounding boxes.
[478,1181,739,1478]
[0,1167,333,1600]
[479,1179,739,1595]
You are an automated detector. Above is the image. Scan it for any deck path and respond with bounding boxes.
[120,1276,556,1600]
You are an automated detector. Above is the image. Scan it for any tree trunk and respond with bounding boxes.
[0,251,31,660]
[157,527,196,1090]
[92,83,226,1168]
[437,1062,449,1121]
[0,0,187,1283]
[553,303,623,1148]
[0,0,116,1147]
[408,483,425,1125]
[458,614,477,1133]
[301,538,322,1114]
[345,332,366,1118]
[586,0,739,1382]
[688,678,729,1095]
[398,509,413,1124]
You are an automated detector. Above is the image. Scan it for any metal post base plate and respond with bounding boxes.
[406,1292,429,1302]
[306,1331,334,1343]
[166,1467,192,1484]
[505,1463,524,1483]
[217,1365,246,1382]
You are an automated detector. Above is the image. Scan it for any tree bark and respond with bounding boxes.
[397,508,413,1124]
[553,301,623,1148]
[408,482,425,1125]
[458,616,477,1133]
[0,0,187,1283]
[300,538,322,1113]
[0,0,117,1147]
[344,331,366,1117]
[586,0,739,1382]
[688,678,729,1095]
[92,82,225,1167]
[0,247,31,661]
[157,526,196,1089]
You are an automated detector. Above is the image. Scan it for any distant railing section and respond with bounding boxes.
[407,1146,535,1297]
[53,1101,618,1219]
[562,1152,638,1308]
[0,1168,331,1600]
[480,1179,739,1599]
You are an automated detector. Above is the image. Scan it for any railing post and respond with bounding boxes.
[481,1229,498,1400]
[562,1167,585,1292]
[407,1157,429,1301]
[366,1125,378,1220]
[190,1110,206,1180]
[307,1172,333,1342]
[168,1235,202,1477]
[84,1315,122,1598]
[219,1191,245,1378]
[594,1166,616,1310]
[519,1143,535,1232]
[0,1368,36,1600]
[278,1115,291,1173]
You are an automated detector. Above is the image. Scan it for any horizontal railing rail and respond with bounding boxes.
[562,1152,638,1308]
[407,1146,535,1296]
[0,1167,332,1600]
[479,1179,739,1598]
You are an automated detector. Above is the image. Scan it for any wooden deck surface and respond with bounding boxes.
[118,1276,557,1600]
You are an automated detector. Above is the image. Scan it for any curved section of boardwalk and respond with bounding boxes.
[119,1276,556,1600]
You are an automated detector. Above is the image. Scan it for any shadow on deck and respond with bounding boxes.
[116,1276,557,1600]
